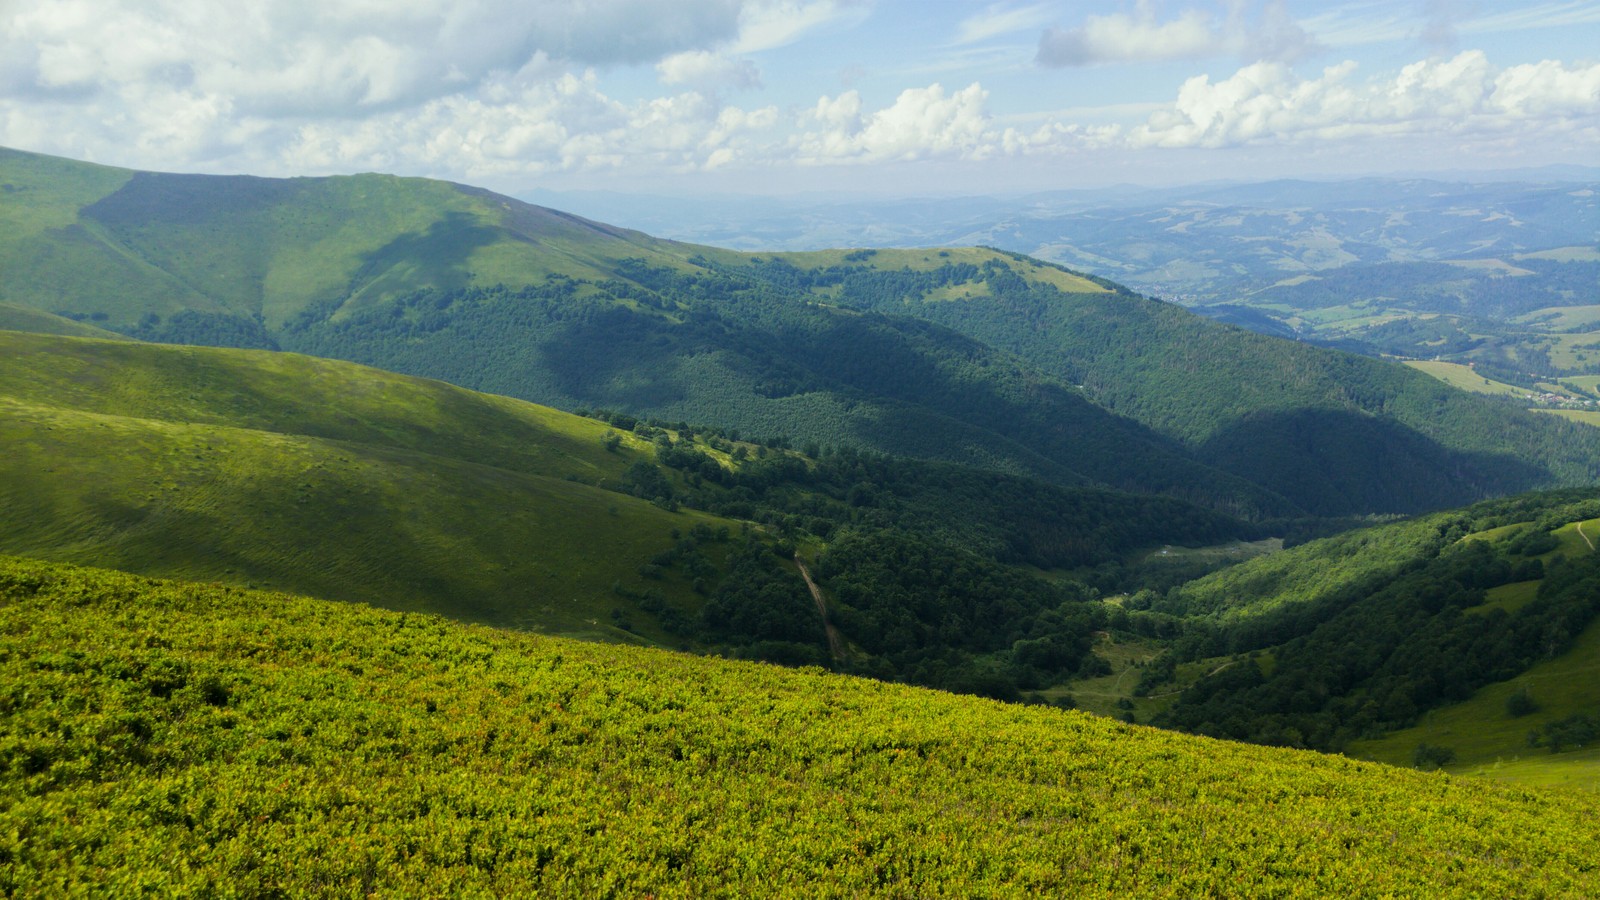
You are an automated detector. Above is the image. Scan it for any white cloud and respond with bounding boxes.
[1036,1,1318,67]
[657,51,763,91]
[1,0,749,114]
[732,0,871,53]
[953,3,1055,46]
[0,0,794,177]
[1127,51,1600,149]
[282,72,782,179]
[797,82,996,163]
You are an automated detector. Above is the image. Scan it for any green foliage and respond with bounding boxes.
[3,555,1598,896]
[818,529,1104,696]
[0,331,743,639]
[1413,743,1457,770]
[15,146,1595,524]
[737,254,1600,515]
[1506,687,1542,718]
[1529,712,1600,753]
[1156,494,1600,752]
[281,272,1290,519]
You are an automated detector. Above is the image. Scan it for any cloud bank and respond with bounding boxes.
[0,1,1596,188]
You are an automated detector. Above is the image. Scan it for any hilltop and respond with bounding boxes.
[3,554,1597,896]
[4,146,1598,519]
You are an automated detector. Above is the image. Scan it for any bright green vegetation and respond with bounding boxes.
[1534,408,1600,427]
[0,147,699,332]
[0,303,130,340]
[1404,359,1534,397]
[5,146,1599,522]
[1349,607,1600,791]
[0,330,1259,697]
[0,332,735,638]
[1129,492,1600,760]
[4,555,1598,896]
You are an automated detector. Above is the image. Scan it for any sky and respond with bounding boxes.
[2,0,1598,196]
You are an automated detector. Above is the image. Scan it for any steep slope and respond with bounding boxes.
[0,146,697,331]
[4,146,1597,518]
[0,330,1256,693]
[4,554,1597,896]
[735,251,1600,514]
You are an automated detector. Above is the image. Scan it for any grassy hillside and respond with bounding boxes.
[5,145,1597,520]
[4,555,1598,896]
[1347,517,1600,789]
[0,331,747,639]
[0,146,699,331]
[0,302,131,340]
[1,330,1262,695]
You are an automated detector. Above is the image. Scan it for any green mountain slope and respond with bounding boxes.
[0,146,696,331]
[732,251,1600,515]
[1136,491,1600,767]
[0,302,131,340]
[0,331,745,638]
[4,146,1596,518]
[1,330,1259,695]
[4,554,1597,896]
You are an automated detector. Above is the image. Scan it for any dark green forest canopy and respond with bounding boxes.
[0,331,1251,700]
[5,145,1597,522]
[1143,490,1600,753]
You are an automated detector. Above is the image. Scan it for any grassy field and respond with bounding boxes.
[1533,408,1600,427]
[1348,613,1600,791]
[0,331,756,638]
[1557,374,1600,397]
[0,303,131,340]
[761,246,1111,294]
[1346,517,1600,789]
[1044,632,1166,720]
[5,554,1598,896]
[1404,359,1539,397]
[1513,305,1600,331]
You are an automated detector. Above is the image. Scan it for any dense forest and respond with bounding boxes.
[279,275,1293,519]
[1141,491,1600,752]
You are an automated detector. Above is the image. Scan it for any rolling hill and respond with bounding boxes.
[3,554,1597,896]
[0,330,743,640]
[0,329,1258,695]
[3,145,1598,519]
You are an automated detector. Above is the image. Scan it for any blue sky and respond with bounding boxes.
[3,1,1598,195]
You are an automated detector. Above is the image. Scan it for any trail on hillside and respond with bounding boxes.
[795,555,846,668]
[1578,521,1595,553]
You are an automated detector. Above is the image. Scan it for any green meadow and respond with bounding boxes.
[3,555,1597,897]
[0,331,747,638]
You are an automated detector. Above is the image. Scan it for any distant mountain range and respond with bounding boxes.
[4,147,1600,796]
[3,145,1597,521]
[529,174,1600,380]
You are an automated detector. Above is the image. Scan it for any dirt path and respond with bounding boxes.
[1148,660,1237,700]
[794,554,846,667]
[1579,520,1596,553]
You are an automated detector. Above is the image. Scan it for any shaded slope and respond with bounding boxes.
[4,554,1597,896]
[284,277,1294,517]
[5,146,1595,519]
[746,251,1600,515]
